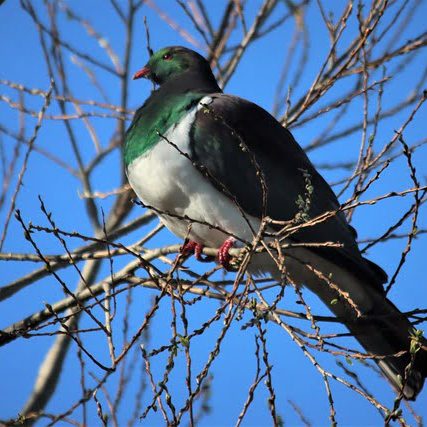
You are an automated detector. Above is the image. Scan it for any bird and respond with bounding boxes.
[124,46,426,400]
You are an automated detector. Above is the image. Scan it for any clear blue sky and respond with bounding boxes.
[1,1,426,425]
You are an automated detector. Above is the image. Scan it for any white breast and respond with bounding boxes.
[126,96,261,248]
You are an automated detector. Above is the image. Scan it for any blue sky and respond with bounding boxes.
[1,1,426,425]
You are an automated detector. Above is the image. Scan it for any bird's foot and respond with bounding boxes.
[181,240,204,260]
[181,240,215,263]
[217,237,236,270]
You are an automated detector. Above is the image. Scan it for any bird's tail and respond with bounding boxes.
[330,291,427,400]
[253,249,427,400]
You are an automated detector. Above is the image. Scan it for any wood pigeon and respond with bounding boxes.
[124,46,426,399]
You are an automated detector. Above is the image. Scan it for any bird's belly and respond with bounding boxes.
[126,99,260,248]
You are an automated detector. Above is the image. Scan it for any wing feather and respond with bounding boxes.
[190,94,387,289]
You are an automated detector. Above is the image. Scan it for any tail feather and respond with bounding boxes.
[254,248,427,400]
[341,294,426,400]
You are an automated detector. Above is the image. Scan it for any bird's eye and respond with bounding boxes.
[162,53,172,60]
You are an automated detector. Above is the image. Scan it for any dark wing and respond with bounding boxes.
[190,94,387,289]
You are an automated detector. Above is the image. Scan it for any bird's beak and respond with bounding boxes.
[133,66,151,80]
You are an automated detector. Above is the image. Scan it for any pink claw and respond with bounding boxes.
[181,240,204,260]
[217,237,235,269]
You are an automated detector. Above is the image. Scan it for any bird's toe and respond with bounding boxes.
[217,237,236,270]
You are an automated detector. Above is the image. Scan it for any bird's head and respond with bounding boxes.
[133,46,214,86]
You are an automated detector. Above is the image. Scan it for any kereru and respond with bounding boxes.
[124,46,426,399]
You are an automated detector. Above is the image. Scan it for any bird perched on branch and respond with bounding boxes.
[124,46,426,399]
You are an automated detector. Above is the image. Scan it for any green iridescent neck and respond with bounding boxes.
[124,91,204,167]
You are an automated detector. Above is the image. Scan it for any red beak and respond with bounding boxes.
[133,66,150,80]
